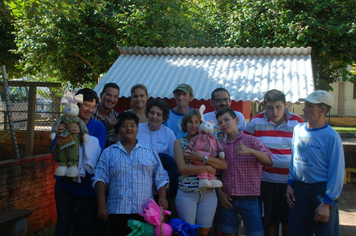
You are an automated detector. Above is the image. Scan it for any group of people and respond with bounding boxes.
[51,82,345,236]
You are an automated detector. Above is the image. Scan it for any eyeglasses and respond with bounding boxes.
[213,98,230,103]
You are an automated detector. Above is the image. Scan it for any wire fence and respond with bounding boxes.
[0,80,62,161]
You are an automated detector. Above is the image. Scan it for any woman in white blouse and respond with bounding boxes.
[137,99,176,156]
[136,99,178,212]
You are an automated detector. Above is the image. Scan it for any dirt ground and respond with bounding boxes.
[339,182,356,236]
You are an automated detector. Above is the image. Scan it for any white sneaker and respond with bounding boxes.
[198,179,212,188]
[55,166,68,176]
[210,179,223,188]
[66,165,79,177]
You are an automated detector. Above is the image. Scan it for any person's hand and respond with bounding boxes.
[236,140,251,155]
[58,123,66,134]
[206,165,217,174]
[66,123,80,134]
[314,203,330,222]
[286,185,295,208]
[185,149,204,163]
[106,117,118,131]
[184,149,195,162]
[217,188,233,209]
[97,204,108,221]
[158,197,169,210]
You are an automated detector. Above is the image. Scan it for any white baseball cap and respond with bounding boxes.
[298,90,334,107]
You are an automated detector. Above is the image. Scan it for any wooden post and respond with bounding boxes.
[25,85,36,156]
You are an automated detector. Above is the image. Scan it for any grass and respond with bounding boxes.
[332,127,356,134]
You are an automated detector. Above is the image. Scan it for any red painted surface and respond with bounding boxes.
[114,97,251,120]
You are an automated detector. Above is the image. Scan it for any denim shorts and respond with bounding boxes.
[218,196,264,236]
[175,189,217,228]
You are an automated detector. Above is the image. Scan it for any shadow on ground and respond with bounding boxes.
[340,225,356,236]
[339,183,356,212]
[339,183,356,236]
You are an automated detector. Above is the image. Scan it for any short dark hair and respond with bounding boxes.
[181,109,201,133]
[145,99,170,123]
[101,83,120,95]
[263,89,286,105]
[217,131,224,137]
[317,103,332,114]
[75,88,99,108]
[216,107,237,120]
[117,111,139,128]
[211,88,230,100]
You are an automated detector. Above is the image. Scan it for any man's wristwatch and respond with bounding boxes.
[202,156,208,163]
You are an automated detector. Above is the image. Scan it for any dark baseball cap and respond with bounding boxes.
[173,84,193,95]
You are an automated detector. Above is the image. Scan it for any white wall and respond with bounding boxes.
[330,81,356,116]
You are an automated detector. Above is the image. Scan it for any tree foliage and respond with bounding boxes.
[0,1,22,78]
[3,0,356,89]
[198,0,356,89]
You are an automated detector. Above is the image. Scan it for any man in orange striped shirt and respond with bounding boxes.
[244,89,304,236]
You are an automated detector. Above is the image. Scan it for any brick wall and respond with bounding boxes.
[0,154,58,233]
[1,131,52,160]
[17,131,53,155]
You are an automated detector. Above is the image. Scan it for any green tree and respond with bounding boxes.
[4,0,356,89]
[0,1,22,79]
[6,0,211,84]
[7,0,120,85]
[197,0,356,89]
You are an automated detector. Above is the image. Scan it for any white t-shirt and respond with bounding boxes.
[137,123,176,157]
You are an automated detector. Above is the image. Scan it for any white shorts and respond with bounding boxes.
[175,189,218,228]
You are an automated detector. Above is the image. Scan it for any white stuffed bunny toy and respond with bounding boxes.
[187,105,225,188]
[50,94,89,177]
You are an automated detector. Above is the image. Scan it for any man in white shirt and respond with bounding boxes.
[204,88,246,137]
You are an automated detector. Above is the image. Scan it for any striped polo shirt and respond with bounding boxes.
[244,109,304,183]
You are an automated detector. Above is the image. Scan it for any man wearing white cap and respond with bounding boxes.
[286,90,345,236]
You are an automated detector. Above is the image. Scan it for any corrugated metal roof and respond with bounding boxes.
[94,46,314,102]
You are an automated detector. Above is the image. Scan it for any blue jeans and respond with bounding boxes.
[289,181,340,236]
[218,196,264,236]
[54,183,106,236]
